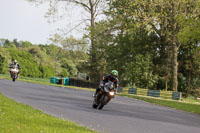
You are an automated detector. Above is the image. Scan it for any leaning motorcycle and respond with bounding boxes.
[9,66,19,82]
[92,81,116,110]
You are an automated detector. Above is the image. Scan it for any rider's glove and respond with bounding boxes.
[99,81,104,87]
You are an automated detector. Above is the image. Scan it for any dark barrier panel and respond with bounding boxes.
[69,78,98,89]
[128,88,137,94]
[153,90,160,97]
[147,90,154,97]
[50,77,56,84]
[172,92,181,100]
[63,77,70,85]
[56,77,61,84]
[147,90,160,97]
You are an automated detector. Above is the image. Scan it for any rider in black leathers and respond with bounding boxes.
[93,70,119,97]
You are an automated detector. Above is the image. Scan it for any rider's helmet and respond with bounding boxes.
[14,60,17,65]
[111,70,118,77]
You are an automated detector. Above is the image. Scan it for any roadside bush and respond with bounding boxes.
[8,49,42,77]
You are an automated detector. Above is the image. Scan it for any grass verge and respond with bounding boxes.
[0,74,95,91]
[0,74,51,85]
[0,93,97,133]
[119,93,200,114]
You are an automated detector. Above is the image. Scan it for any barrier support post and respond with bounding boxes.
[62,78,64,88]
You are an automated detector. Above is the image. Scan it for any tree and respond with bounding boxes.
[13,39,20,48]
[118,0,200,91]
[3,39,16,48]
[0,52,8,74]
[49,35,88,75]
[125,54,158,89]
[28,0,108,81]
[19,41,33,47]
[178,33,200,96]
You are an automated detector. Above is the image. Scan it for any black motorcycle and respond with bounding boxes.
[92,81,116,109]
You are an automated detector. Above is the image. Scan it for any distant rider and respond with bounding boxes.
[10,60,21,77]
[93,70,119,97]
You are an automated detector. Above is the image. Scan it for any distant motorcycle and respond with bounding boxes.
[92,81,116,109]
[9,66,19,82]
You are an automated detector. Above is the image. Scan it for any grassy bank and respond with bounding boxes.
[0,93,97,133]
[119,94,200,114]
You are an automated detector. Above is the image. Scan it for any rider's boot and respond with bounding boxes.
[93,88,100,97]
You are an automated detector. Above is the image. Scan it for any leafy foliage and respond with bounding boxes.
[1,0,200,97]
[0,38,88,79]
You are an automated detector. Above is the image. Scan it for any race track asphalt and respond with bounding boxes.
[0,79,200,133]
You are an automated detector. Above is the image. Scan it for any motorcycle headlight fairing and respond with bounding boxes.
[109,91,115,96]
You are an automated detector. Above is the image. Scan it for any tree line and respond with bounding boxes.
[1,0,200,98]
[90,0,200,97]
[0,38,88,79]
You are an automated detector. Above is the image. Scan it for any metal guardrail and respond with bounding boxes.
[118,87,182,100]
[0,74,182,100]
[50,77,98,89]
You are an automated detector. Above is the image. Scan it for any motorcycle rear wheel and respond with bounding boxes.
[92,103,98,109]
[98,95,109,110]
[92,98,98,108]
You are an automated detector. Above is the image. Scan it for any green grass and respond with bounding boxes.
[0,93,97,133]
[0,74,51,85]
[119,94,200,114]
[0,74,95,91]
[181,96,200,104]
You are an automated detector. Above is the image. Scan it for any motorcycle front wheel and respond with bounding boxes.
[92,101,98,109]
[92,92,101,109]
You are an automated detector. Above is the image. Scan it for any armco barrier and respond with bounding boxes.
[137,88,148,96]
[128,88,137,94]
[50,77,56,84]
[120,88,181,100]
[160,91,172,99]
[49,77,182,100]
[147,90,160,97]
[63,77,70,85]
[172,92,182,100]
[50,77,97,88]
[69,78,98,89]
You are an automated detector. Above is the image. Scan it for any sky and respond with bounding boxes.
[0,0,85,44]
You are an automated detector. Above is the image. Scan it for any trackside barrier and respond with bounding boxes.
[128,88,137,94]
[147,90,160,97]
[118,87,181,100]
[160,91,172,99]
[50,77,56,84]
[172,91,182,100]
[50,77,70,85]
[50,77,181,100]
[50,77,98,89]
[137,88,148,96]
[69,78,98,88]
